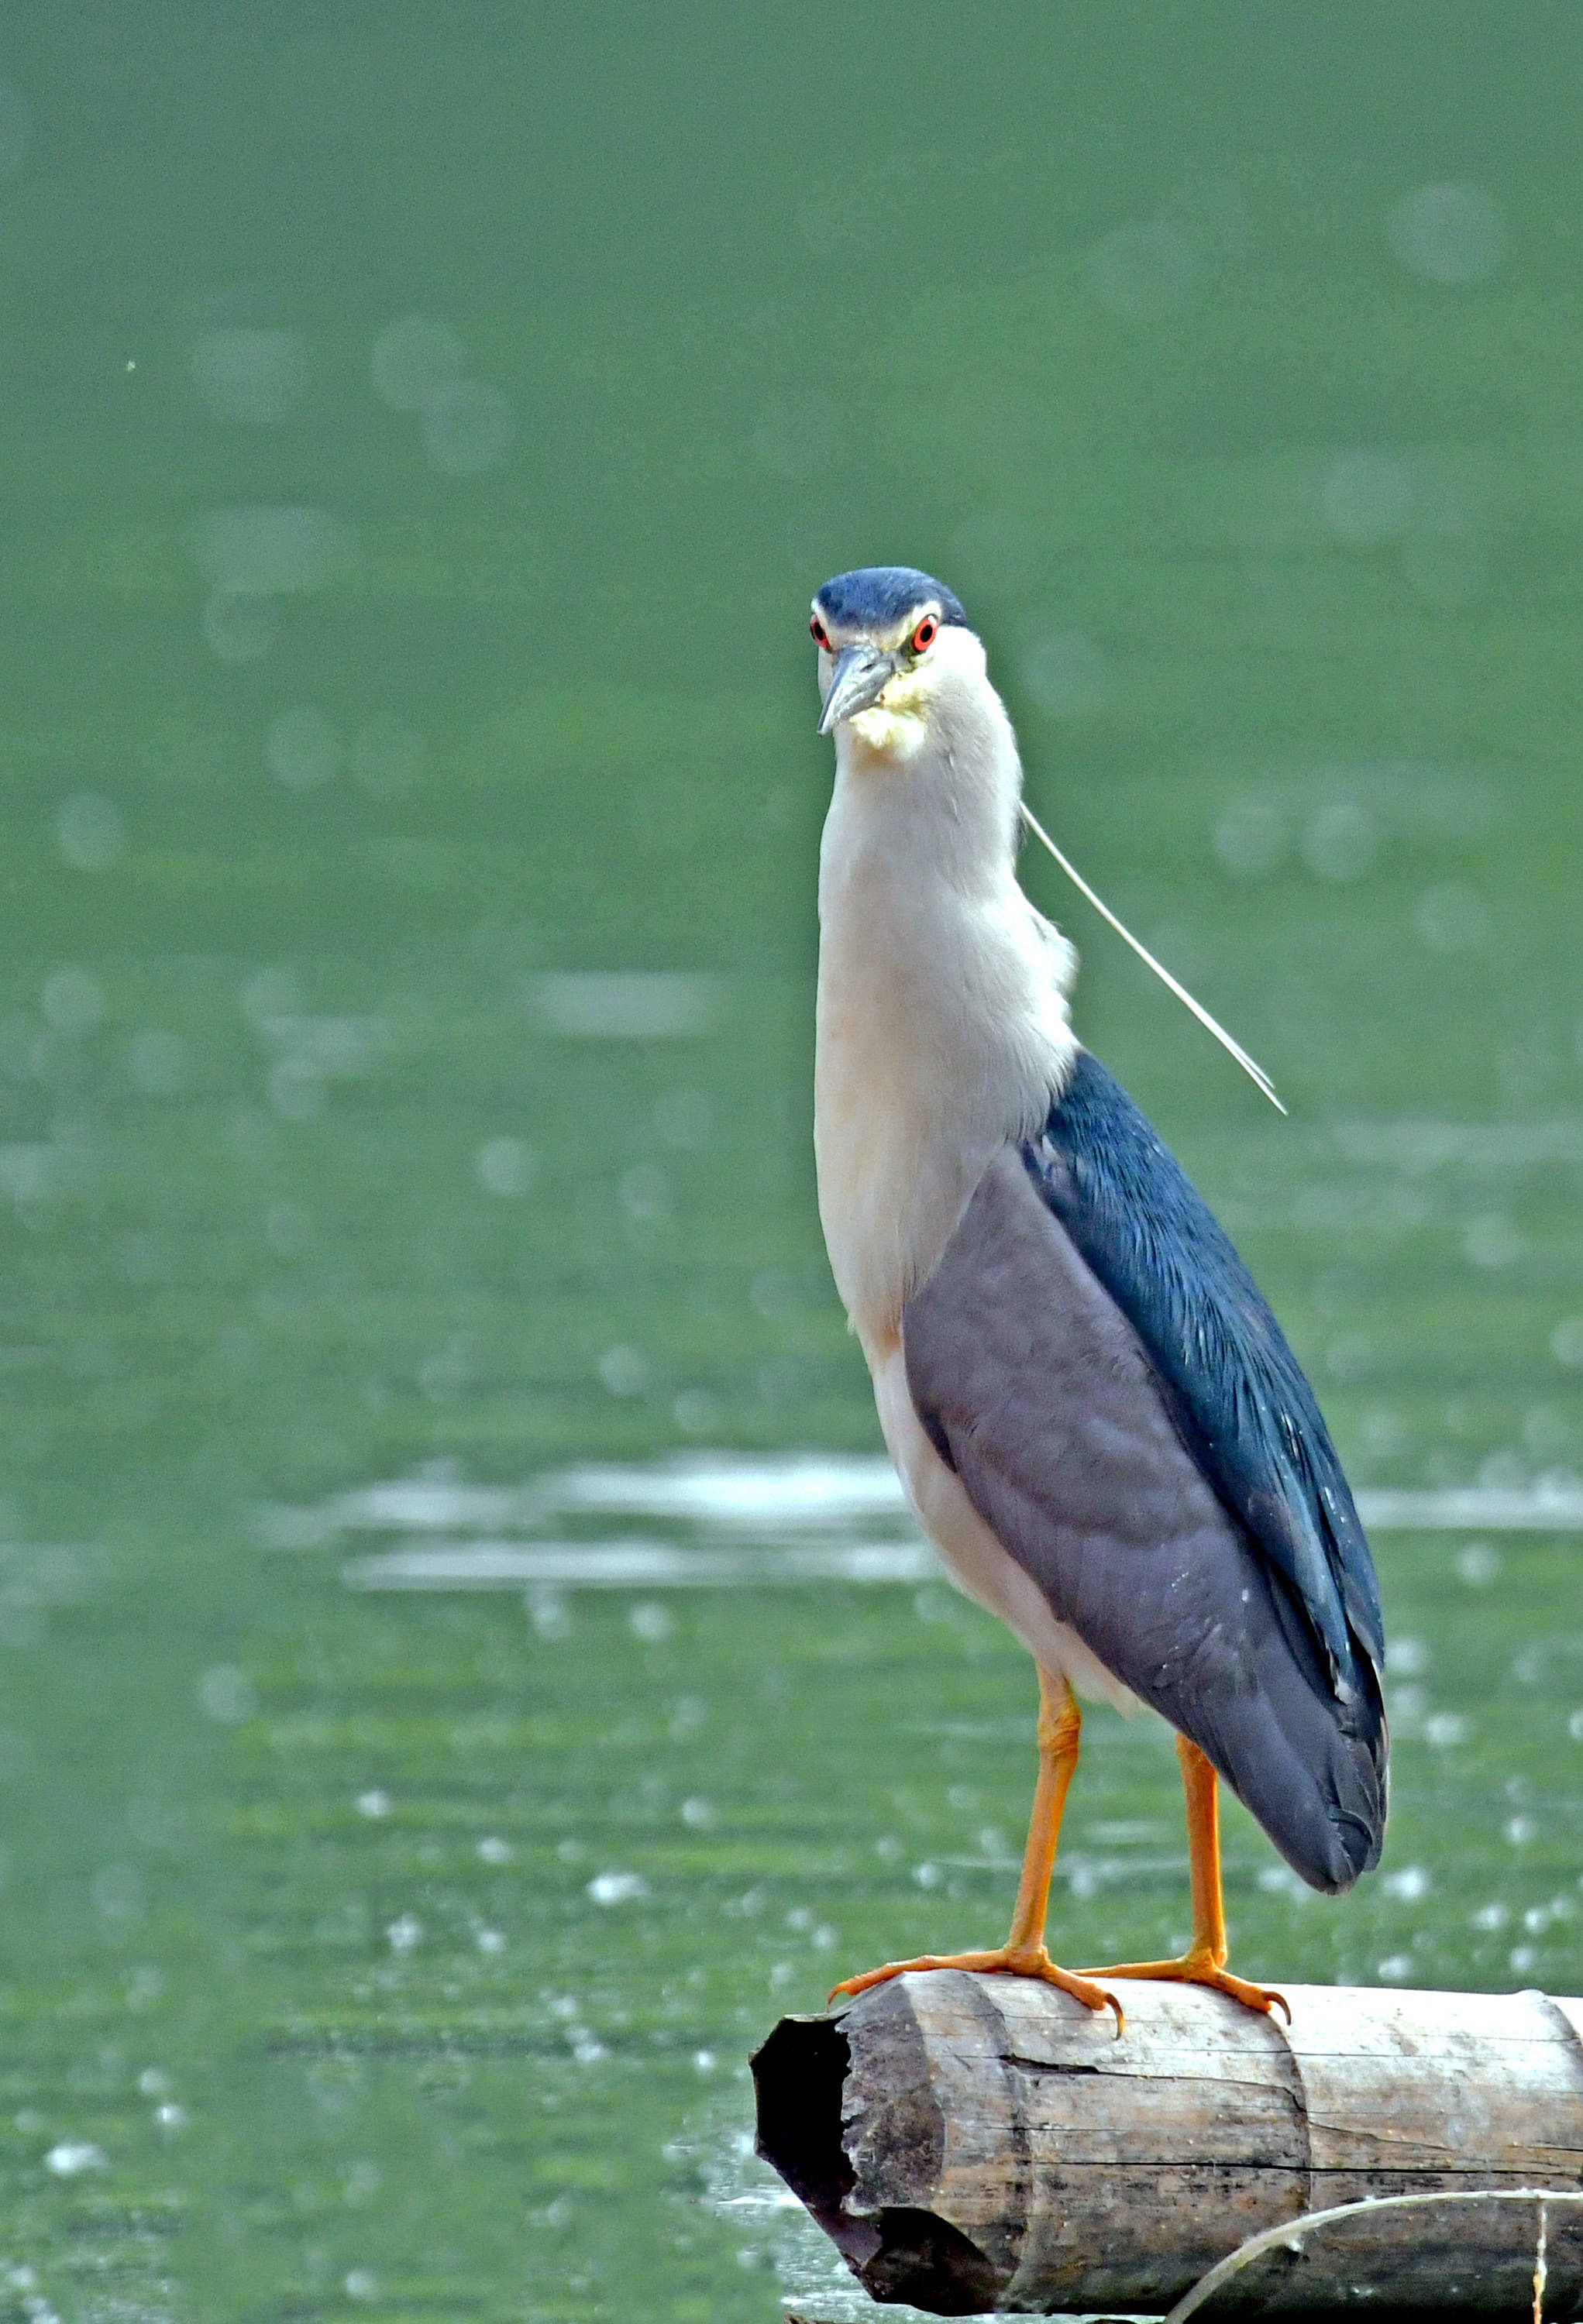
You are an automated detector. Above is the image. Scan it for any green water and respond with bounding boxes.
[2,5,1583,2318]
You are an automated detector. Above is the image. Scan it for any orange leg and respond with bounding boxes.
[1079,1734,1289,2020]
[831,1671,1120,2030]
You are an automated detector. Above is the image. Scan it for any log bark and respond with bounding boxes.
[752,1972,1583,2317]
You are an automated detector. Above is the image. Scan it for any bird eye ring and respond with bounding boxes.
[911,616,938,654]
[810,617,831,650]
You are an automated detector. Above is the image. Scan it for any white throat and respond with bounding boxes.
[814,656,1078,1357]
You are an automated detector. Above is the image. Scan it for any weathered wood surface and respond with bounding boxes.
[752,1972,1583,2316]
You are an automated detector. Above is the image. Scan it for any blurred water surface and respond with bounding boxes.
[2,5,1583,2319]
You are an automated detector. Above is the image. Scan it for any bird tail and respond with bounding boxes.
[1202,1583,1389,1894]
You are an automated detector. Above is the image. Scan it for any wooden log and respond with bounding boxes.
[752,1971,1583,2317]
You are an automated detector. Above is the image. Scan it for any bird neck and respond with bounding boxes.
[814,703,1079,1356]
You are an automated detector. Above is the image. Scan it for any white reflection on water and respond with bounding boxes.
[41,969,104,1035]
[1388,183,1502,285]
[266,1453,910,1543]
[44,2142,105,2177]
[596,1344,650,1398]
[193,504,343,595]
[56,791,125,871]
[524,971,724,1039]
[475,1136,535,1198]
[197,1665,256,1724]
[253,1451,931,1589]
[1333,1115,1583,1171]
[0,1543,93,1644]
[552,1453,908,1528]
[251,1449,1583,1597]
[0,1145,86,1204]
[242,1007,392,1124]
[587,1870,648,1907]
[1323,452,1413,545]
[345,1542,938,1590]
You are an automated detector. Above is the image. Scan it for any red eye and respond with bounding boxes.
[810,616,831,650]
[911,616,938,654]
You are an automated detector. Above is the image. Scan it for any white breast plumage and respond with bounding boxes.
[814,708,1077,1360]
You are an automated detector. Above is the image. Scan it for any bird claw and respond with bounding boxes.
[830,1945,1123,2032]
[1078,1951,1289,2023]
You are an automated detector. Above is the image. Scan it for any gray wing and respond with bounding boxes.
[1024,1050,1384,1702]
[903,1146,1386,1893]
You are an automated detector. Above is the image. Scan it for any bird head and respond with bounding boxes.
[810,566,983,756]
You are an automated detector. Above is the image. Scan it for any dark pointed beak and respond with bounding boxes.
[817,641,897,736]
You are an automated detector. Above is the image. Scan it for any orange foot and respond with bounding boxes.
[830,1944,1122,2031]
[1078,1948,1289,2022]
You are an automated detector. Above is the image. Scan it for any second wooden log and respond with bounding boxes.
[752,1972,1583,2316]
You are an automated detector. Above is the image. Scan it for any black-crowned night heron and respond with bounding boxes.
[810,566,1387,2027]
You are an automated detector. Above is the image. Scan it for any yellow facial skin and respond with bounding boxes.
[814,609,979,765]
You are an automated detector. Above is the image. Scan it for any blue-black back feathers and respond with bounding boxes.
[1023,1050,1386,1710]
[815,566,968,634]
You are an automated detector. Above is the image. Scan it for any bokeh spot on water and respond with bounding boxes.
[1388,182,1503,284]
